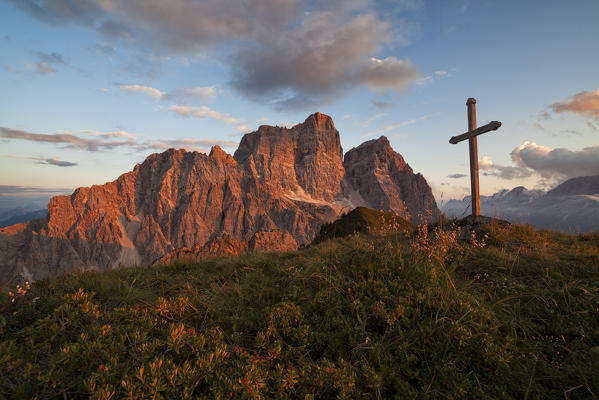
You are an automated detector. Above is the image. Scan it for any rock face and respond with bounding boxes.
[0,112,440,286]
[343,137,440,222]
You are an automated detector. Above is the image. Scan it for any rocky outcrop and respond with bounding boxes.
[152,234,248,266]
[249,230,298,253]
[0,113,440,286]
[343,137,440,222]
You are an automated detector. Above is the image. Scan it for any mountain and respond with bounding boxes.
[0,113,440,286]
[442,175,599,233]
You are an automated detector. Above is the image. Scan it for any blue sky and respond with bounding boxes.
[1,0,598,203]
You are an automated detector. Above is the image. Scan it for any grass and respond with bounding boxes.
[313,206,414,244]
[0,218,598,399]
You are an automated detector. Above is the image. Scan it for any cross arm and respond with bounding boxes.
[449,121,502,144]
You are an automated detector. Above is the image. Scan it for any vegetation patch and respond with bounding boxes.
[1,222,598,399]
[313,206,414,244]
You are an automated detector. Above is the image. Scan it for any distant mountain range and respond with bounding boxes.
[0,209,47,228]
[442,174,599,233]
[0,113,440,286]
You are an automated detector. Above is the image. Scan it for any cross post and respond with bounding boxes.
[449,98,502,219]
[467,98,479,216]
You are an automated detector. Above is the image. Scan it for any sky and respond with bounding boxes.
[1,0,598,206]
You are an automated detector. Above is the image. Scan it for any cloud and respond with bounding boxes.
[479,156,533,180]
[358,57,419,92]
[510,141,599,180]
[11,0,302,51]
[548,89,599,120]
[119,84,166,99]
[362,112,387,127]
[170,105,242,126]
[447,173,467,179]
[393,0,424,11]
[90,43,117,56]
[30,50,67,74]
[443,26,456,35]
[588,122,598,131]
[0,185,72,195]
[140,138,238,153]
[36,62,56,74]
[9,1,419,108]
[119,84,216,101]
[171,86,216,100]
[32,51,66,65]
[362,113,436,138]
[75,129,138,139]
[1,127,137,151]
[415,69,451,86]
[231,11,419,108]
[1,126,238,154]
[372,99,394,109]
[10,0,106,25]
[28,156,78,167]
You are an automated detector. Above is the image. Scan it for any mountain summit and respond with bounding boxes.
[0,113,440,285]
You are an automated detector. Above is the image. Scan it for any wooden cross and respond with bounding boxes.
[449,98,502,218]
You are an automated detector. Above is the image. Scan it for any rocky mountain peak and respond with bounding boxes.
[346,136,406,167]
[233,112,345,202]
[546,174,599,196]
[302,112,336,131]
[343,135,438,221]
[209,145,236,166]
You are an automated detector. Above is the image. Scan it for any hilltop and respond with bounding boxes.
[1,217,598,398]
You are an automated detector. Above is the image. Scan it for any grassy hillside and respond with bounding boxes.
[1,220,598,399]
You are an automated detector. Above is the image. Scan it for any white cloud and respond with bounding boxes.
[169,105,250,133]
[479,155,533,180]
[119,84,217,101]
[119,84,166,99]
[510,141,599,180]
[175,86,216,99]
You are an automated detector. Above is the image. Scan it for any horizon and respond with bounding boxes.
[1,0,599,203]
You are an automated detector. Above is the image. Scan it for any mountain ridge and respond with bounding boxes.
[442,174,599,233]
[0,113,440,286]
